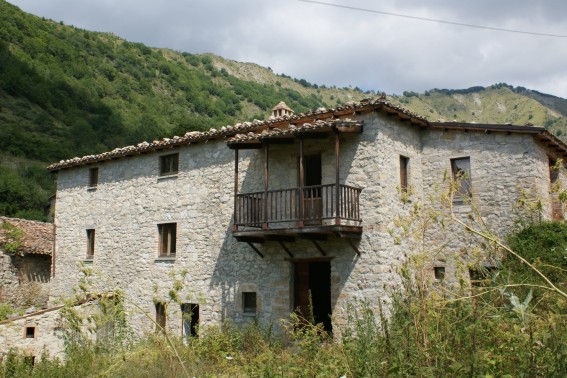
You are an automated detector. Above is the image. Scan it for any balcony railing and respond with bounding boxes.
[235,184,361,229]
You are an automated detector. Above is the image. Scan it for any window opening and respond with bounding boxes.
[25,326,36,339]
[434,266,445,281]
[89,167,98,188]
[160,153,179,176]
[181,303,199,338]
[242,292,257,314]
[400,155,409,193]
[86,229,95,259]
[155,302,166,333]
[158,223,176,257]
[451,157,472,199]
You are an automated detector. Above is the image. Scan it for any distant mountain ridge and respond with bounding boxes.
[0,0,565,220]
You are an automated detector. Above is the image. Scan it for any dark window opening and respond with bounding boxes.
[86,229,95,259]
[400,155,409,193]
[25,326,36,339]
[243,292,257,314]
[160,153,179,176]
[89,167,99,187]
[155,302,166,333]
[434,266,445,281]
[158,223,176,257]
[469,267,496,287]
[181,303,199,338]
[451,157,472,199]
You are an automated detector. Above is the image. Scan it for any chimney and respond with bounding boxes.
[270,101,294,119]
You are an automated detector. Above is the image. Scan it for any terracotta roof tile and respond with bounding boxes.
[47,97,566,171]
[0,217,53,256]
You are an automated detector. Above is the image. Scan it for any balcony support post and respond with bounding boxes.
[263,143,269,230]
[233,149,239,232]
[299,138,305,228]
[335,131,341,225]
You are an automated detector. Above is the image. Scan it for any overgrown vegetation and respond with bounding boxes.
[2,185,566,377]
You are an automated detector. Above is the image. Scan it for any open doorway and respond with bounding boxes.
[294,260,332,332]
[301,154,322,224]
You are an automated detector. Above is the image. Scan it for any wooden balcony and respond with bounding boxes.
[233,184,362,243]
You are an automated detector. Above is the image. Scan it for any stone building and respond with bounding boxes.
[0,217,53,309]
[45,98,566,339]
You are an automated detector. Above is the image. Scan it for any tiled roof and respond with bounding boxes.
[47,97,566,171]
[47,97,426,171]
[0,217,53,256]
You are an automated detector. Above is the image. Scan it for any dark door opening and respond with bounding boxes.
[294,260,332,332]
[302,154,322,224]
[181,303,199,338]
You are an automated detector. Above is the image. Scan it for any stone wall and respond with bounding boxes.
[0,252,51,308]
[49,111,563,339]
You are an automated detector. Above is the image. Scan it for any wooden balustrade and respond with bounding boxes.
[235,184,361,229]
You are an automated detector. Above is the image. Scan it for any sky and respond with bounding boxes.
[7,0,567,98]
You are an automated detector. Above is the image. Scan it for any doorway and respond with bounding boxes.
[301,154,322,224]
[294,260,332,332]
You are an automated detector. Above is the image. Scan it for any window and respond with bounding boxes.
[242,292,257,314]
[89,167,99,188]
[155,302,166,333]
[181,303,199,338]
[400,155,409,193]
[469,267,495,287]
[549,158,564,220]
[158,223,176,257]
[433,266,445,281]
[160,153,179,176]
[86,229,95,259]
[451,157,472,199]
[25,326,36,339]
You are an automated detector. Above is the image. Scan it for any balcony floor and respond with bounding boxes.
[233,224,362,243]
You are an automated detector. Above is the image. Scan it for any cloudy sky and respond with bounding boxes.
[7,0,567,98]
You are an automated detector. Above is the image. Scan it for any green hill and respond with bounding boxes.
[389,84,567,138]
[0,0,565,220]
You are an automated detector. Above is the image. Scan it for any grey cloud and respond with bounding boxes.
[7,0,567,97]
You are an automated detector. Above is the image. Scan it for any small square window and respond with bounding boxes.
[158,223,176,257]
[160,153,179,176]
[89,167,99,188]
[25,326,36,339]
[451,157,472,199]
[243,292,257,314]
[86,229,95,259]
[434,266,445,281]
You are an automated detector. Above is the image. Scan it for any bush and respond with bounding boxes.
[507,221,567,285]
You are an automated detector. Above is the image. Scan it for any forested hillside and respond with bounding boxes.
[0,0,363,220]
[1,0,566,220]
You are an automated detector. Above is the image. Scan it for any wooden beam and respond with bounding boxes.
[311,240,326,256]
[235,236,265,243]
[228,142,262,150]
[335,125,363,133]
[346,238,361,256]
[265,234,296,242]
[300,233,328,241]
[247,242,264,258]
[277,241,294,258]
